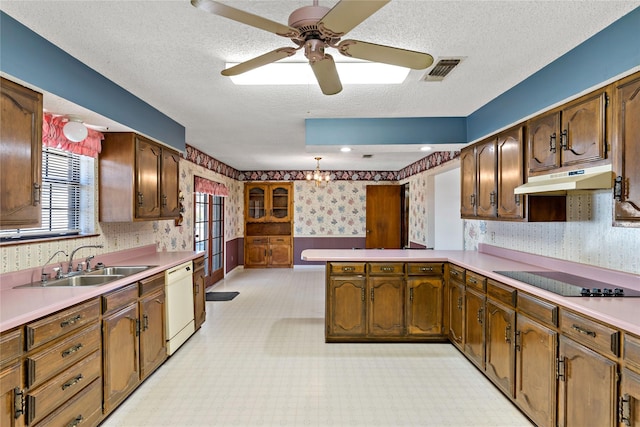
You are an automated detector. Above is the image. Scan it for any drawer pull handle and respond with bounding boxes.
[476,307,483,324]
[451,270,459,277]
[420,267,433,272]
[66,415,84,427]
[143,314,149,331]
[571,324,596,338]
[342,267,354,272]
[381,266,394,272]
[504,324,511,343]
[456,296,463,310]
[62,374,83,391]
[468,277,477,284]
[60,315,82,328]
[62,343,83,358]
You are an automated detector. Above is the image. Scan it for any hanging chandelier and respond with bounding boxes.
[306,157,331,186]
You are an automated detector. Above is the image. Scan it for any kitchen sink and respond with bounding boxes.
[15,274,125,288]
[14,265,156,288]
[86,265,155,276]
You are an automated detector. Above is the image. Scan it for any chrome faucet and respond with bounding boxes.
[68,245,104,273]
[41,250,68,283]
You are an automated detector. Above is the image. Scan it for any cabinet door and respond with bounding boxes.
[613,72,640,223]
[0,361,24,427]
[460,147,477,217]
[464,288,486,369]
[476,139,498,218]
[620,367,640,427]
[103,303,140,414]
[135,137,161,218]
[497,126,525,219]
[269,237,292,267]
[528,111,561,173]
[327,277,366,338]
[561,91,607,167]
[193,259,206,330]
[269,184,291,222]
[160,148,180,218]
[515,313,557,427]
[448,281,465,350]
[485,300,515,397]
[406,277,444,336]
[245,238,268,267]
[0,77,42,229]
[245,184,266,222]
[368,276,405,337]
[557,336,617,427]
[139,289,167,380]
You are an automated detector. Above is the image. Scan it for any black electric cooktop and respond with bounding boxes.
[493,270,640,297]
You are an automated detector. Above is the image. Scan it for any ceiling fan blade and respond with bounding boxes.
[318,0,389,38]
[191,0,300,38]
[221,47,298,76]
[337,40,434,70]
[310,55,342,95]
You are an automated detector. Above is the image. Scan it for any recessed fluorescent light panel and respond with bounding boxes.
[226,62,410,85]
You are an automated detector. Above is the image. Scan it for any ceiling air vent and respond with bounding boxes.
[362,154,373,159]
[422,58,462,82]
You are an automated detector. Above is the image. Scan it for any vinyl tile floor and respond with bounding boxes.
[101,267,534,427]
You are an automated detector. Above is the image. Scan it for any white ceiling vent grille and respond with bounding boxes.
[422,58,463,82]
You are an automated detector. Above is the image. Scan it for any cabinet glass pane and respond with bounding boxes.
[248,188,265,219]
[271,186,289,219]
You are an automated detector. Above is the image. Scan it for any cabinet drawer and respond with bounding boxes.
[449,264,465,283]
[328,262,366,275]
[193,256,205,271]
[517,293,558,327]
[102,283,138,314]
[624,334,640,372]
[269,236,291,245]
[368,263,404,275]
[26,324,101,389]
[246,236,268,245]
[26,298,100,350]
[487,279,517,308]
[465,271,487,292]
[139,272,164,297]
[560,310,620,357]
[27,350,101,425]
[0,328,22,367]
[407,263,444,276]
[33,376,102,427]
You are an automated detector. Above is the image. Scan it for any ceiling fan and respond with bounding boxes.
[191,0,434,95]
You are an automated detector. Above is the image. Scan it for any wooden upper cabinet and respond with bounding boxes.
[476,138,498,218]
[100,132,180,222]
[497,126,525,219]
[460,146,477,218]
[244,182,292,223]
[528,88,608,175]
[0,77,43,229]
[613,71,640,225]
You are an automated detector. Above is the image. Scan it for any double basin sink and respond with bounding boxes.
[15,266,156,288]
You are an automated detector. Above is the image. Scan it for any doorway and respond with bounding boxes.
[194,192,225,286]
[365,185,402,249]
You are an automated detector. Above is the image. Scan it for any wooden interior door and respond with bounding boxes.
[365,185,401,248]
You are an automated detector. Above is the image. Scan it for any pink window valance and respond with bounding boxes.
[195,176,229,197]
[42,113,104,158]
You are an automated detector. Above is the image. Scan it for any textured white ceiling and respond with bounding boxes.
[1,1,638,171]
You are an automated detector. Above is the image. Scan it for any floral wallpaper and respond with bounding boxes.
[463,190,640,275]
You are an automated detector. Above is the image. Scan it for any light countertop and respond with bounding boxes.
[302,246,640,336]
[0,245,202,332]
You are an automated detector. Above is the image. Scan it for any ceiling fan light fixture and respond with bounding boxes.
[62,116,88,142]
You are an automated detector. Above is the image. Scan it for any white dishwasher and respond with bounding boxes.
[165,261,195,355]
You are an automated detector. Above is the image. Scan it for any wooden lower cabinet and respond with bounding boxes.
[193,256,206,330]
[464,288,486,369]
[139,288,166,380]
[245,236,292,268]
[368,276,404,337]
[515,313,558,427]
[620,367,640,427]
[102,302,140,414]
[34,377,102,427]
[448,280,465,350]
[485,299,515,397]
[406,276,444,336]
[327,276,366,338]
[557,336,618,427]
[0,361,24,427]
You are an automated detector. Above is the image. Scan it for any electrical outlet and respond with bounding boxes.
[490,232,496,243]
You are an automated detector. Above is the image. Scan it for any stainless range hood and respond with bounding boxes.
[514,164,614,195]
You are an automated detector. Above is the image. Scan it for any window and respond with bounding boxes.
[0,147,88,241]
